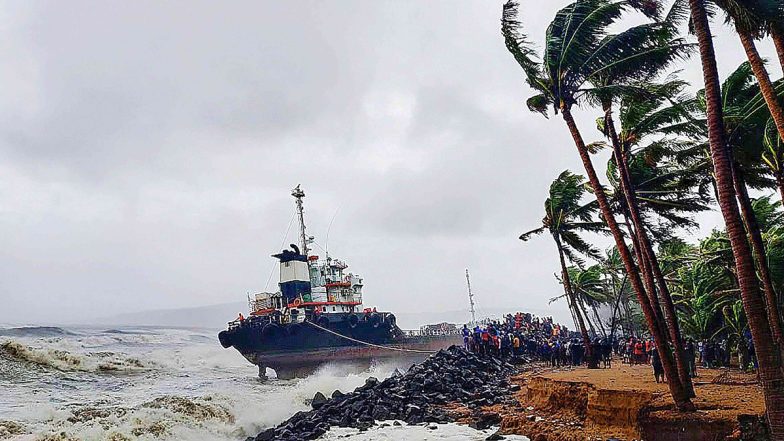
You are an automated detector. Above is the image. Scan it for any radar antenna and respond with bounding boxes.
[466,268,476,325]
[292,185,309,256]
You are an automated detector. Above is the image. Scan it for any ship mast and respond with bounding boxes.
[292,185,309,256]
[465,268,476,325]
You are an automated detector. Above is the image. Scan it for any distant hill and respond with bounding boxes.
[90,301,248,330]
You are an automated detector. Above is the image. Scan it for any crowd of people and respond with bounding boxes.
[461,313,759,382]
[461,313,602,367]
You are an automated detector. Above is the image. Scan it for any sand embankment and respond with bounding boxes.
[489,364,766,441]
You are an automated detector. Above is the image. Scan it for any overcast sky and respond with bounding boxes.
[0,1,781,326]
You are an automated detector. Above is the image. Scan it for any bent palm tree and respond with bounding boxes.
[715,0,784,147]
[569,265,612,337]
[686,0,784,434]
[709,62,784,346]
[603,80,709,396]
[502,0,694,409]
[763,119,784,203]
[521,170,605,367]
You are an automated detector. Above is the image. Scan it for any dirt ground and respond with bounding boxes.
[486,362,766,441]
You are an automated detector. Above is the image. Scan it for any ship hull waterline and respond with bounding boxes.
[227,330,462,379]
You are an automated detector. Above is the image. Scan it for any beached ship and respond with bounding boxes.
[218,186,462,379]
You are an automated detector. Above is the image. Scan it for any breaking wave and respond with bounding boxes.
[9,361,399,440]
[7,395,240,441]
[0,420,26,439]
[0,340,152,373]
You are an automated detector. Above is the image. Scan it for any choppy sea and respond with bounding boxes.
[0,326,529,441]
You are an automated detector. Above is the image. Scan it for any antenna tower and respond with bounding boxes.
[292,185,309,256]
[466,268,476,325]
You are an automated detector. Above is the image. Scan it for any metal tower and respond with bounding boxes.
[292,185,309,256]
[466,268,476,325]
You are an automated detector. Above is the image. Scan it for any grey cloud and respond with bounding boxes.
[0,0,774,326]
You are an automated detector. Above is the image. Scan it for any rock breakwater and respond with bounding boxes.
[248,346,522,441]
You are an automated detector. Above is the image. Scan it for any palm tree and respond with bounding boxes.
[602,80,711,396]
[762,119,784,203]
[600,247,632,337]
[722,300,750,368]
[521,170,605,367]
[693,61,784,346]
[569,265,612,337]
[754,195,784,234]
[686,0,784,434]
[715,0,784,146]
[674,261,733,341]
[755,196,784,314]
[502,0,694,410]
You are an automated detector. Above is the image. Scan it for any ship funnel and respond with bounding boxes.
[272,245,312,304]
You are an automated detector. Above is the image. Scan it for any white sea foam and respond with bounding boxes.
[0,340,153,373]
[321,423,531,440]
[1,326,504,441]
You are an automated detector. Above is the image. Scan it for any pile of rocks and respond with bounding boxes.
[249,346,521,441]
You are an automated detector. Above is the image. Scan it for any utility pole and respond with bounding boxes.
[466,268,476,325]
[292,185,309,256]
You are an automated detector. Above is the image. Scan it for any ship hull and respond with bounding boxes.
[218,316,462,379]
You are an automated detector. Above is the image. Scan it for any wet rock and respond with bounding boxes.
[311,392,328,410]
[254,427,274,440]
[248,346,521,440]
[486,431,506,441]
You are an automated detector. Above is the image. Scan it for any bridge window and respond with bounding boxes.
[322,306,326,312]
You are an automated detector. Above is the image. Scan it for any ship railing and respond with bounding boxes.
[228,314,280,330]
[401,329,461,337]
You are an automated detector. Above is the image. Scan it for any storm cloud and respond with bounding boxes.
[0,1,778,325]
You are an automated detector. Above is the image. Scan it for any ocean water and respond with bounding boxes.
[0,326,529,441]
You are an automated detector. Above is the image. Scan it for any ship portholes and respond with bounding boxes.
[262,323,282,337]
[347,314,360,328]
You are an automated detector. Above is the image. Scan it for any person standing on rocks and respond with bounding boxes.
[481,327,490,356]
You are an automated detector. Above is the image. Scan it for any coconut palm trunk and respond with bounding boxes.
[566,295,581,337]
[561,105,693,410]
[624,215,669,340]
[555,234,595,367]
[604,104,695,396]
[591,304,607,338]
[579,298,598,336]
[688,0,784,434]
[608,274,628,338]
[771,28,784,74]
[733,167,784,345]
[736,28,784,154]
